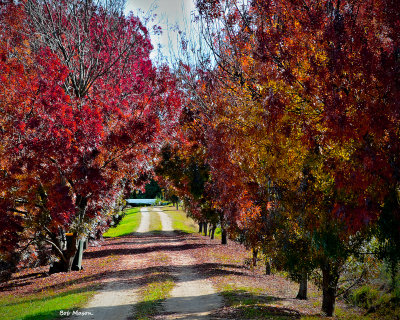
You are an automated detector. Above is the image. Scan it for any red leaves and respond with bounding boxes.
[0,0,182,270]
[47,184,75,225]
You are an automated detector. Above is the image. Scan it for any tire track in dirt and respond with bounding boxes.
[152,206,222,319]
[136,207,150,233]
[69,207,221,320]
[69,207,151,320]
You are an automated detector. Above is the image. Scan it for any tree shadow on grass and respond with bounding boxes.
[21,304,133,320]
[101,231,200,246]
[83,243,209,259]
[214,289,301,319]
[17,293,300,320]
[20,294,214,320]
[1,283,100,308]
[100,237,187,247]
[23,262,247,294]
[8,279,302,320]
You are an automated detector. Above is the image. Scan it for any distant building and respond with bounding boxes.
[125,199,156,205]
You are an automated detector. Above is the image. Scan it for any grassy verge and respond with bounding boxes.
[0,285,99,320]
[217,282,300,319]
[216,275,370,320]
[103,207,141,237]
[162,205,198,233]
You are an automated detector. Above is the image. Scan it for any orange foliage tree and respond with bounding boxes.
[173,0,400,316]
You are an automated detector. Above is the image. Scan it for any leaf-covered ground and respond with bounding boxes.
[1,208,366,319]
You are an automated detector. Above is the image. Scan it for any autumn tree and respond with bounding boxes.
[180,0,400,316]
[0,0,181,273]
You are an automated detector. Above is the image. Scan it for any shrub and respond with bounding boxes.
[350,285,380,309]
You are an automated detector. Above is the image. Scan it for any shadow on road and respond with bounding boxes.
[28,261,246,294]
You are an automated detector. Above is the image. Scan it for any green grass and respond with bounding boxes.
[0,286,98,320]
[149,210,162,231]
[164,206,197,233]
[134,260,175,320]
[103,207,141,237]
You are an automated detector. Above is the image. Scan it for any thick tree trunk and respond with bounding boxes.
[37,239,50,266]
[221,228,227,244]
[210,224,216,239]
[296,271,308,300]
[61,233,79,272]
[321,263,339,316]
[265,257,271,275]
[252,248,258,267]
[49,232,79,273]
[203,222,208,236]
[199,222,203,233]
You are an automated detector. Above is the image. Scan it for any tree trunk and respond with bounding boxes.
[62,233,79,272]
[49,232,79,273]
[199,222,203,233]
[296,271,308,300]
[252,248,258,267]
[37,239,50,266]
[176,202,178,210]
[321,262,339,316]
[265,257,271,275]
[221,228,227,244]
[203,222,208,236]
[210,224,216,239]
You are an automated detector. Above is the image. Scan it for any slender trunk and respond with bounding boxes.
[265,257,271,275]
[203,222,208,236]
[321,262,340,316]
[219,212,227,244]
[221,228,227,244]
[176,202,178,210]
[296,271,308,300]
[199,222,203,233]
[252,248,258,267]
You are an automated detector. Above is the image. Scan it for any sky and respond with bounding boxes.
[124,0,196,62]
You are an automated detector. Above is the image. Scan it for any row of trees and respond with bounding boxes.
[0,0,181,274]
[156,0,400,316]
[1,0,399,317]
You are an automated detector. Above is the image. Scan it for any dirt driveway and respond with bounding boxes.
[69,206,221,320]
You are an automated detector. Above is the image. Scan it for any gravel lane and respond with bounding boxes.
[154,206,222,319]
[68,208,152,320]
[69,206,221,320]
[136,207,150,233]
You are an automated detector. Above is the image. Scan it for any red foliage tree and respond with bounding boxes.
[0,0,181,273]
